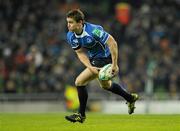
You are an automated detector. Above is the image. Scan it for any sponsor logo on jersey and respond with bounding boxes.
[92,29,103,38]
[73,39,78,43]
[87,37,92,43]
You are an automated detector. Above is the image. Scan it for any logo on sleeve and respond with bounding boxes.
[92,29,103,38]
[72,39,79,48]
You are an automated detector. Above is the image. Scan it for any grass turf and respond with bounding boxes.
[0,113,180,131]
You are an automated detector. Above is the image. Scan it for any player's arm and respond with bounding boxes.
[75,48,99,75]
[106,35,119,76]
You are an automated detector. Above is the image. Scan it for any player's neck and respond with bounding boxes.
[75,24,84,35]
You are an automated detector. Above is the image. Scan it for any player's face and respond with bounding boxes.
[66,17,82,32]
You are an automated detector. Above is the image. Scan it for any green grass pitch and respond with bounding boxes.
[0,113,180,131]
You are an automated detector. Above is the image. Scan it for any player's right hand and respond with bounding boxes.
[89,66,100,75]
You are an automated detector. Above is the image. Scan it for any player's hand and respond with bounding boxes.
[111,64,119,77]
[89,66,101,75]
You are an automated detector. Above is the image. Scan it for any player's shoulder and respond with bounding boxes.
[85,22,104,37]
[67,31,75,42]
[67,31,76,45]
[67,31,74,38]
[85,22,103,31]
[85,22,106,38]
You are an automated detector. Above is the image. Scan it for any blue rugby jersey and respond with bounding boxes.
[67,22,110,58]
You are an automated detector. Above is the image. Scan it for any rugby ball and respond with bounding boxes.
[98,64,113,80]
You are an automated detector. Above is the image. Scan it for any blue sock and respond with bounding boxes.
[106,83,133,102]
[76,86,88,117]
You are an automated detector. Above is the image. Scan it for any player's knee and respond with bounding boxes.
[101,86,111,90]
[100,82,111,90]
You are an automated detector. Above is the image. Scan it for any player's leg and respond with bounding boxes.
[97,79,133,101]
[97,79,139,114]
[75,68,97,117]
[75,67,97,86]
[65,68,97,123]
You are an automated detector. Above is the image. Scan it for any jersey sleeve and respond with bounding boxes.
[67,32,81,50]
[92,26,110,45]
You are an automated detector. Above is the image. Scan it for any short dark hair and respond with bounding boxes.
[66,9,85,23]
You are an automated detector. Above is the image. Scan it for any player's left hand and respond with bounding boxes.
[111,64,119,77]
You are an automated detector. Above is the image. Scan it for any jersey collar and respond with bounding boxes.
[74,24,90,38]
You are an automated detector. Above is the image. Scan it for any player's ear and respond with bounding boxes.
[78,20,83,24]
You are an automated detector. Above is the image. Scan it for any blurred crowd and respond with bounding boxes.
[0,0,179,99]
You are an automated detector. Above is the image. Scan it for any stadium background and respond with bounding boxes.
[0,0,179,113]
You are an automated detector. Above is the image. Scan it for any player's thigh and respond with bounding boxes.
[75,68,97,86]
[97,79,112,89]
